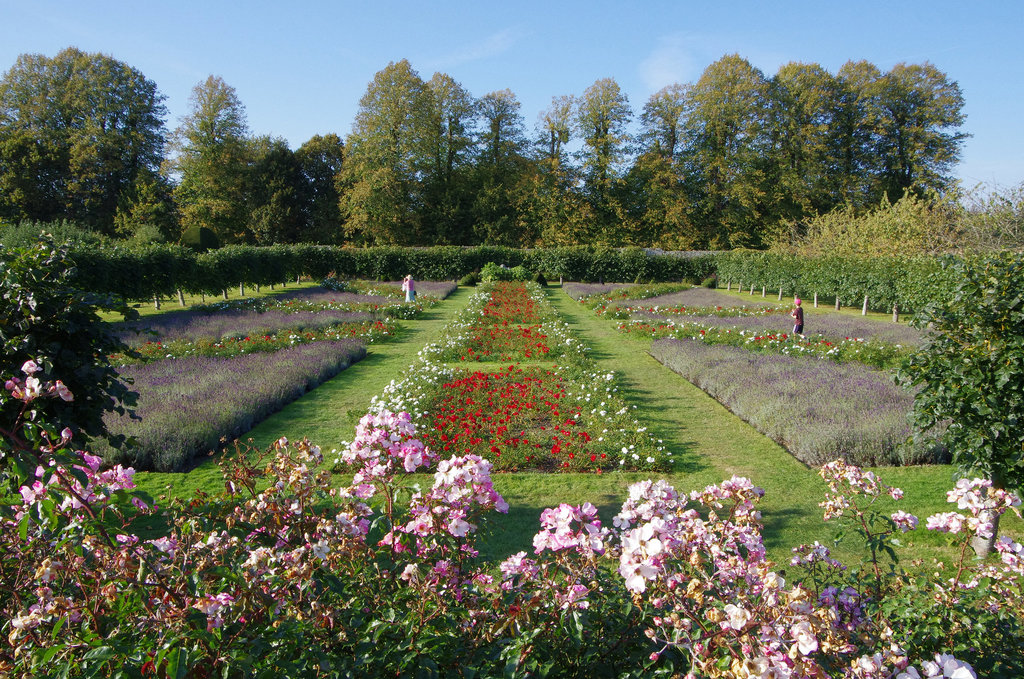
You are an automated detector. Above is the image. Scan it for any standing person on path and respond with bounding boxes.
[791,297,804,336]
[402,275,416,302]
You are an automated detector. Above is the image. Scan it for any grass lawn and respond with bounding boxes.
[131,282,1021,569]
[97,280,328,323]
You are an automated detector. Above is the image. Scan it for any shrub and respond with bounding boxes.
[533,271,547,287]
[899,252,1024,497]
[480,261,532,282]
[701,274,717,288]
[2,378,1019,676]
[0,238,137,448]
[180,225,220,253]
[0,219,109,249]
[459,271,481,287]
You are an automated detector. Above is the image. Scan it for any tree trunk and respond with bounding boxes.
[177,289,186,307]
[971,512,1000,558]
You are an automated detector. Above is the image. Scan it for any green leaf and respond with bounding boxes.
[165,646,192,679]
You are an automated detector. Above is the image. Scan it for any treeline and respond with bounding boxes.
[1,48,969,249]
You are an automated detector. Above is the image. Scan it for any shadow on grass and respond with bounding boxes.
[758,506,810,554]
[545,291,615,363]
[477,498,625,564]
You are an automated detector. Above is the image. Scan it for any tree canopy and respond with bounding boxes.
[0,48,971,250]
[0,47,167,232]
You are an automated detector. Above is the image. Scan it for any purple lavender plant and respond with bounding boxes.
[96,340,366,472]
[650,338,944,467]
[116,309,375,346]
[562,283,634,300]
[637,288,777,308]
[633,311,925,346]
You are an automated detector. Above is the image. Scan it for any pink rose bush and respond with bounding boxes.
[3,371,1024,677]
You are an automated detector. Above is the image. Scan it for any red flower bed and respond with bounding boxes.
[421,365,608,472]
[460,323,553,361]
[479,283,543,324]
[436,282,563,362]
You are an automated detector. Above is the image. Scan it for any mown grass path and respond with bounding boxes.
[545,287,850,559]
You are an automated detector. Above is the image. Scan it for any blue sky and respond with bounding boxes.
[2,0,1022,189]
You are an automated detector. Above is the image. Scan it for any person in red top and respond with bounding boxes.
[791,297,804,336]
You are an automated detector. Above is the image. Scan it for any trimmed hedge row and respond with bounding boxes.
[62,241,978,314]
[67,244,717,301]
[713,250,966,314]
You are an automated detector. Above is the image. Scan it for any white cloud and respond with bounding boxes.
[426,27,524,72]
[639,34,699,92]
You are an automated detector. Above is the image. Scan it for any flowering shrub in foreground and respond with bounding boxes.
[4,370,1024,677]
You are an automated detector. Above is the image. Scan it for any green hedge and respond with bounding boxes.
[713,250,965,313]
[62,244,717,301]
[57,240,976,313]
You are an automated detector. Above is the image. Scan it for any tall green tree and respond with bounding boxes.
[769,62,842,222]
[530,95,588,245]
[471,89,533,245]
[832,60,884,208]
[628,84,697,248]
[295,133,345,244]
[111,170,177,242]
[245,136,308,244]
[682,54,772,248]
[0,47,167,231]
[341,60,429,245]
[874,62,967,200]
[575,78,632,242]
[638,83,690,161]
[168,75,250,243]
[421,72,476,244]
